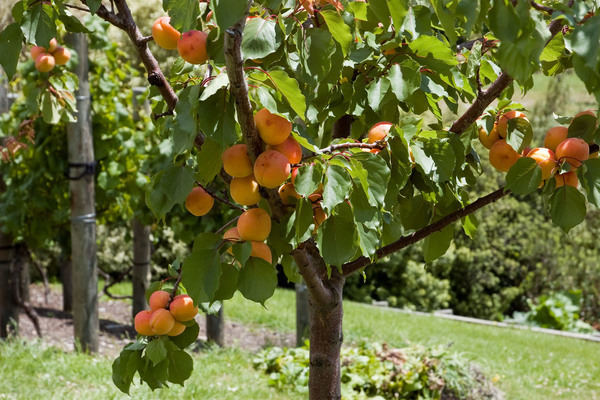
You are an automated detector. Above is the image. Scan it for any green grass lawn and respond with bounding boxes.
[226,288,600,400]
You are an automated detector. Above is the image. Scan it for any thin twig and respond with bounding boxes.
[200,183,246,212]
[216,216,241,234]
[64,3,91,12]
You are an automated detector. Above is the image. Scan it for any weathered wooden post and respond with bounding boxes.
[66,33,98,353]
[296,282,310,346]
[206,306,224,346]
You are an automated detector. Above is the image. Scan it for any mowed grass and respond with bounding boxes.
[0,340,302,400]
[226,288,600,400]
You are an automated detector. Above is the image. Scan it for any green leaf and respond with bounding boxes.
[299,29,336,85]
[422,225,453,262]
[195,139,223,185]
[197,89,239,148]
[386,60,421,103]
[41,92,61,124]
[317,211,357,266]
[268,69,307,120]
[181,233,223,303]
[161,165,196,205]
[200,72,229,101]
[172,85,200,155]
[112,349,142,395]
[387,0,408,33]
[166,348,194,385]
[505,117,533,153]
[356,223,379,258]
[20,3,57,48]
[164,0,200,32]
[212,262,240,301]
[505,157,542,195]
[582,158,600,207]
[209,0,247,31]
[295,198,314,243]
[237,257,277,305]
[294,163,323,196]
[146,339,168,366]
[359,154,391,207]
[568,114,597,143]
[320,10,352,57]
[366,78,390,112]
[242,18,281,59]
[461,214,478,239]
[145,171,175,219]
[322,165,351,212]
[138,358,169,390]
[368,0,391,27]
[168,320,200,349]
[86,0,102,14]
[58,11,91,33]
[0,23,25,79]
[232,241,252,265]
[549,185,586,233]
[408,36,458,67]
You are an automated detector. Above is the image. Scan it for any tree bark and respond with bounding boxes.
[132,219,151,318]
[206,306,224,346]
[308,271,345,400]
[16,243,30,303]
[66,33,99,353]
[0,233,18,338]
[295,282,310,347]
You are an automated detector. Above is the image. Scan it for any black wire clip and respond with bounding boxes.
[64,161,97,180]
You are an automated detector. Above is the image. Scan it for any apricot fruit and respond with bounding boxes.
[254,109,292,145]
[543,126,568,152]
[35,53,55,73]
[185,186,214,216]
[489,139,521,172]
[478,123,500,149]
[527,147,557,180]
[148,290,171,310]
[266,136,302,164]
[223,227,241,256]
[237,208,271,241]
[52,47,71,65]
[134,310,154,336]
[47,38,58,53]
[230,174,261,205]
[167,321,187,336]
[574,109,596,119]
[556,138,589,168]
[279,182,301,205]
[177,30,209,64]
[169,294,198,322]
[222,144,253,177]
[367,121,393,143]
[30,46,46,60]
[250,241,272,263]
[497,110,528,138]
[554,171,578,188]
[149,308,176,335]
[253,150,291,189]
[152,16,181,50]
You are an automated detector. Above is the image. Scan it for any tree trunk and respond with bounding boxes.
[308,272,345,400]
[66,33,98,353]
[132,219,151,318]
[0,233,18,338]
[295,282,310,347]
[16,244,30,303]
[206,306,224,346]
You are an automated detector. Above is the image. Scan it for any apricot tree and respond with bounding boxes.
[2,0,600,398]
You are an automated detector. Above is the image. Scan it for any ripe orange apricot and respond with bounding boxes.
[254,109,292,145]
[556,138,589,168]
[222,144,253,177]
[134,310,155,336]
[169,294,198,322]
[152,16,181,50]
[47,38,58,53]
[250,241,272,263]
[223,227,241,256]
[278,182,301,204]
[489,139,521,172]
[35,53,55,73]
[291,167,299,184]
[30,46,46,60]
[237,208,271,241]
[543,126,568,152]
[52,47,71,65]
[149,308,176,335]
[574,109,596,119]
[527,147,558,180]
[497,110,528,138]
[478,123,501,149]
[185,186,214,216]
[367,121,393,143]
[148,290,171,310]
[177,30,209,64]
[253,150,291,188]
[230,174,261,205]
[554,171,578,188]
[167,321,186,337]
[266,136,302,164]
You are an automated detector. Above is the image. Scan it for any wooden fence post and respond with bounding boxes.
[296,282,310,347]
[206,306,224,346]
[66,33,98,353]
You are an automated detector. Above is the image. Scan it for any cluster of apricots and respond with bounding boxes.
[134,291,198,337]
[152,17,208,65]
[479,110,597,188]
[30,38,71,73]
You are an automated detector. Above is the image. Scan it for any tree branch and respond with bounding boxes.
[223,1,287,221]
[292,240,333,304]
[80,0,178,112]
[201,184,246,212]
[342,187,510,276]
